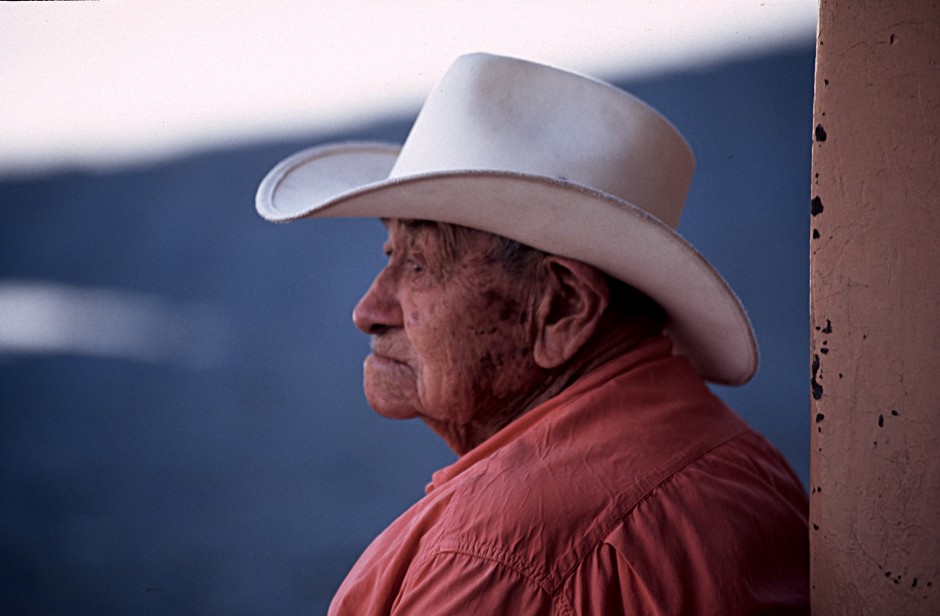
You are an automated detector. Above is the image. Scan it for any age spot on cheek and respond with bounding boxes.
[499,299,519,322]
[482,288,520,322]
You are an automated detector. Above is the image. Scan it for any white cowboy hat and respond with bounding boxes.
[256,52,758,386]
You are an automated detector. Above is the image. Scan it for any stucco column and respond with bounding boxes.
[809,1,940,613]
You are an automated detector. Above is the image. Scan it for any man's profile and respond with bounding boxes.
[256,53,809,614]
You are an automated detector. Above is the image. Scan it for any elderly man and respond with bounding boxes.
[256,53,809,614]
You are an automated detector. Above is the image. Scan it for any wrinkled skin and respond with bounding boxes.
[353,218,662,455]
[352,219,547,454]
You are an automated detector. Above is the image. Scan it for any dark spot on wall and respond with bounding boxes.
[813,229,820,239]
[820,347,829,354]
[812,354,823,400]
[812,523,820,531]
[891,409,899,416]
[815,124,827,142]
[824,78,829,85]
[811,196,824,216]
[822,319,832,334]
[816,413,825,423]
[878,414,884,428]
[890,33,897,45]
[912,577,918,588]
[839,373,843,379]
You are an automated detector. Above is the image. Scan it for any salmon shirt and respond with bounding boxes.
[329,336,809,615]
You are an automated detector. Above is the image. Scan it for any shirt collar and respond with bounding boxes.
[426,334,675,493]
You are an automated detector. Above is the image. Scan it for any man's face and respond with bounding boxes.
[352,219,542,452]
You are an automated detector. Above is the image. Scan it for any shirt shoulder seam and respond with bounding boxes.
[554,426,753,597]
[410,539,577,615]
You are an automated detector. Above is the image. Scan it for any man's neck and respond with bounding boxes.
[427,315,664,456]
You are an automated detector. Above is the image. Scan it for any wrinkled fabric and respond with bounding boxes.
[329,336,809,615]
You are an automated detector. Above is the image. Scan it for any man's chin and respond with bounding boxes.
[368,404,420,421]
[363,356,421,420]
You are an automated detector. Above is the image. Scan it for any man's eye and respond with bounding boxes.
[410,261,424,273]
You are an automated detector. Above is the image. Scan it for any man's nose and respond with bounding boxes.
[352,268,402,334]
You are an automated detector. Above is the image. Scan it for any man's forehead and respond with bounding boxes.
[379,219,440,251]
[381,218,496,236]
[380,218,444,238]
[379,218,506,263]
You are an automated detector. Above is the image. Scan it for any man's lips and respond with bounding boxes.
[369,338,410,365]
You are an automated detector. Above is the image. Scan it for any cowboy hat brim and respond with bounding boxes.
[257,141,758,386]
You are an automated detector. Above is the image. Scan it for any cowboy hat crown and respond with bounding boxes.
[256,52,758,385]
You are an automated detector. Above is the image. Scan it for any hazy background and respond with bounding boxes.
[1,2,816,614]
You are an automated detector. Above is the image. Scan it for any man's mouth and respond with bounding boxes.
[369,338,409,365]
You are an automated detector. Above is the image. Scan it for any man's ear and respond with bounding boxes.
[532,257,610,369]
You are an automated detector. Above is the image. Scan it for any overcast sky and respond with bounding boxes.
[0,1,817,178]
